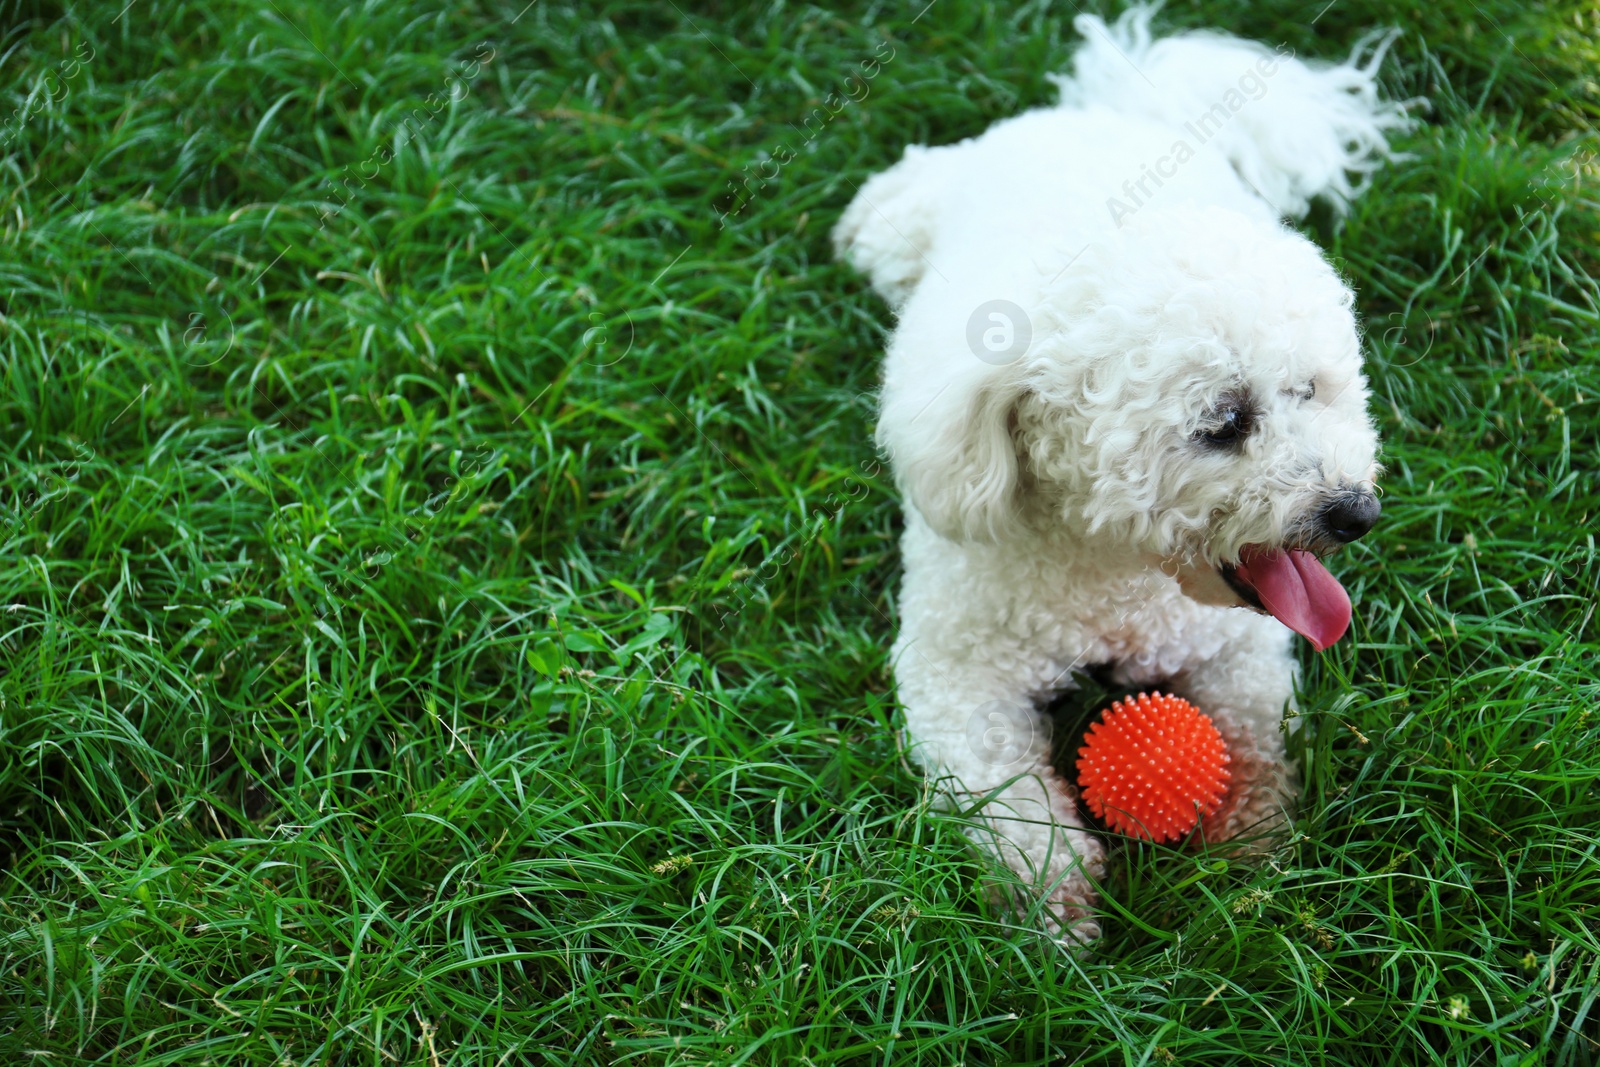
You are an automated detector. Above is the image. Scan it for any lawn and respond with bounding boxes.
[1,0,1598,1063]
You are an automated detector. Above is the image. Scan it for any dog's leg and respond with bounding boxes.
[894,643,1105,944]
[1170,616,1300,847]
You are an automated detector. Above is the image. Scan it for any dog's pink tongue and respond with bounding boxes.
[1235,547,1352,651]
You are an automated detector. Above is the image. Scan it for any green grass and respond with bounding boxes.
[0,0,1597,1062]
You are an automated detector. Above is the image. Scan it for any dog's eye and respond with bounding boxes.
[1200,407,1254,446]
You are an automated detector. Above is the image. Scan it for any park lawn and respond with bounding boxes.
[1,0,1598,1063]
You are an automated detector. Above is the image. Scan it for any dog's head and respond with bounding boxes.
[876,206,1380,648]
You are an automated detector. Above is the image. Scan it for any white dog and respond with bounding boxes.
[835,7,1409,943]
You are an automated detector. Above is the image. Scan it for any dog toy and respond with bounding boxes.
[1076,691,1230,843]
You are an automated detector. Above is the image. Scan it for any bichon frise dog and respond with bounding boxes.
[835,6,1410,943]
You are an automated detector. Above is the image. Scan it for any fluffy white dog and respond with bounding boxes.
[834,7,1410,943]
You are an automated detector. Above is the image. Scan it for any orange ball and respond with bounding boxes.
[1076,692,1231,843]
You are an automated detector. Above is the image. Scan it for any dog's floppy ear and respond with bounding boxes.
[832,144,948,309]
[876,359,1030,543]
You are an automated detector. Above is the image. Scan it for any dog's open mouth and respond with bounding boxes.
[1219,545,1352,651]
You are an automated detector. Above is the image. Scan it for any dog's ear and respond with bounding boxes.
[832,144,948,309]
[876,361,1029,543]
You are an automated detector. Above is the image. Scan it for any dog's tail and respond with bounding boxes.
[1054,5,1414,218]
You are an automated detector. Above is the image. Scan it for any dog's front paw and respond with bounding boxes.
[980,870,1102,948]
[1042,878,1102,951]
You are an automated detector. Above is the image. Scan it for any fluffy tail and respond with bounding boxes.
[1054,5,1415,218]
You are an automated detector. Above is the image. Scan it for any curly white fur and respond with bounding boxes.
[835,6,1410,945]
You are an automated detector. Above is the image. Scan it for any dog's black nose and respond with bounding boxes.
[1320,491,1381,543]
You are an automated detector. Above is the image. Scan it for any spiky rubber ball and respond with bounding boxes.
[1076,691,1231,843]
